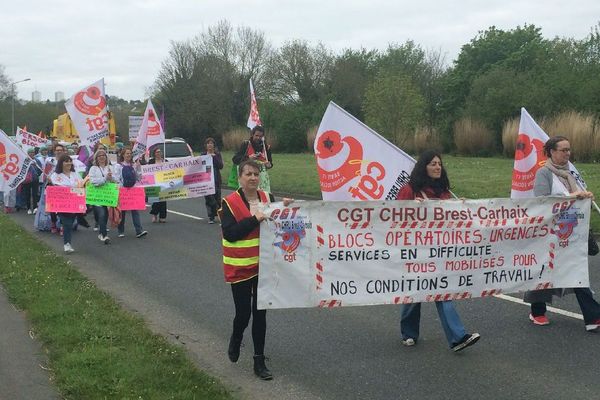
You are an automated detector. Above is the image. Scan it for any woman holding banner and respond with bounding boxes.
[88,149,117,244]
[397,150,480,352]
[221,160,292,380]
[48,154,86,253]
[115,147,148,238]
[524,136,600,331]
[148,147,168,223]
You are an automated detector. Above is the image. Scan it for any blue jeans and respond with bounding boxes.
[59,214,75,245]
[401,301,467,347]
[118,210,143,235]
[94,206,108,236]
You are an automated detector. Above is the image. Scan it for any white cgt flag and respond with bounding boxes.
[132,99,165,161]
[511,107,586,198]
[0,129,34,190]
[314,102,415,201]
[247,79,262,130]
[65,78,109,148]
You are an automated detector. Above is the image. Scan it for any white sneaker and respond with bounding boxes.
[64,243,74,253]
[98,234,104,241]
[103,236,111,244]
[27,209,32,215]
[402,338,416,347]
[33,208,37,214]
[118,233,125,238]
[93,226,99,231]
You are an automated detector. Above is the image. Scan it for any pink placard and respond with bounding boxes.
[118,187,147,210]
[45,186,87,213]
[140,174,156,185]
[183,172,211,185]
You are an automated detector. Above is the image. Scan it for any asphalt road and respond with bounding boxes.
[8,196,600,400]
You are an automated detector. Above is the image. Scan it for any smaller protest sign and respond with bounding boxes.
[118,187,147,210]
[85,182,119,206]
[45,186,86,213]
[128,116,143,141]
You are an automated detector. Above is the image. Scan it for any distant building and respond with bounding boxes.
[32,90,41,103]
[55,91,65,102]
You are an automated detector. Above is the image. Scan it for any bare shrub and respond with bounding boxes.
[453,118,495,156]
[306,125,318,153]
[222,127,249,151]
[414,126,441,154]
[544,111,595,162]
[501,117,519,157]
[222,126,278,151]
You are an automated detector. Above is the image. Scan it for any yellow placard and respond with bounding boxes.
[156,168,185,182]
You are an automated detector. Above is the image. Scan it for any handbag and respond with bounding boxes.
[589,229,599,256]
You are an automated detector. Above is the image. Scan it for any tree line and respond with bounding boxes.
[2,21,600,157]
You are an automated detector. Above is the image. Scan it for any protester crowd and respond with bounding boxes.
[2,126,599,384]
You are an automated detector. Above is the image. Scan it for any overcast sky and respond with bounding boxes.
[2,1,599,101]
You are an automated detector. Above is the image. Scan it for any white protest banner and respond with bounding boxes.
[132,99,164,161]
[128,116,143,141]
[257,197,591,309]
[314,102,415,201]
[511,107,587,198]
[65,79,109,148]
[140,155,214,202]
[15,127,49,149]
[247,78,262,130]
[0,129,34,190]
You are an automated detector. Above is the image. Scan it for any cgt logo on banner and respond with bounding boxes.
[0,130,33,190]
[65,79,109,148]
[314,102,415,202]
[511,108,587,198]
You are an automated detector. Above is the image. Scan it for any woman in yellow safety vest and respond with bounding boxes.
[221,159,291,380]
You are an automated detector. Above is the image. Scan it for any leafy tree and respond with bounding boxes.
[326,48,378,120]
[262,40,333,105]
[363,70,425,148]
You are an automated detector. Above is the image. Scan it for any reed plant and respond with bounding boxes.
[453,117,495,156]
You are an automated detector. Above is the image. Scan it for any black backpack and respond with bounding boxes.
[122,165,137,188]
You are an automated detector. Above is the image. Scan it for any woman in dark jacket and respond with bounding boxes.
[201,137,223,224]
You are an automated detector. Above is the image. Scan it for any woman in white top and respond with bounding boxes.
[114,147,148,238]
[88,149,117,244]
[48,154,86,253]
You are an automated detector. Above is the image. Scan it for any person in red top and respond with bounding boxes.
[221,160,288,380]
[396,150,480,352]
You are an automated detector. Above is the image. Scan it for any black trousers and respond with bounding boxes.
[204,188,222,220]
[21,181,39,210]
[230,276,266,356]
[150,201,167,219]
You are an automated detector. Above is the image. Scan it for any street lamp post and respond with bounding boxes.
[11,78,31,135]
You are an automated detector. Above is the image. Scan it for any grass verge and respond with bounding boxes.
[0,214,232,400]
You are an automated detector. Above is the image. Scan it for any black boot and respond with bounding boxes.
[227,334,242,362]
[253,355,273,380]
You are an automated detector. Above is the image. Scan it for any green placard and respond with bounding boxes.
[144,186,161,197]
[86,182,119,207]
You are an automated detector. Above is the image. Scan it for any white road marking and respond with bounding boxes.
[145,204,205,221]
[495,294,584,320]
